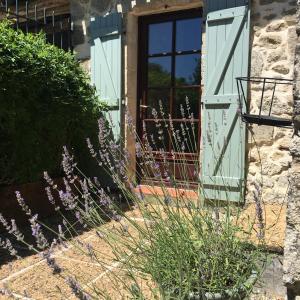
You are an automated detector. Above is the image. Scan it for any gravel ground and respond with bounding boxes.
[0,204,287,299]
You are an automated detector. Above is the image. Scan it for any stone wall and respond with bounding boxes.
[283,0,300,297]
[246,0,297,204]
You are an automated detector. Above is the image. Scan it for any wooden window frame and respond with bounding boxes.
[137,8,203,158]
[136,8,203,185]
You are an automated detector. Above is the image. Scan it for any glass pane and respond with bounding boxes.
[148,22,173,55]
[143,121,169,151]
[175,54,201,86]
[176,18,202,52]
[174,88,200,119]
[148,57,172,87]
[171,121,199,153]
[147,89,170,118]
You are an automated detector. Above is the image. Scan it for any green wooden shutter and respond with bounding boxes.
[201,2,250,202]
[90,13,122,139]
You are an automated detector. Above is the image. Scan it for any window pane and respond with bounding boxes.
[148,57,172,87]
[176,18,202,52]
[147,89,170,118]
[148,22,173,55]
[173,88,200,119]
[175,54,201,86]
[171,121,199,153]
[144,121,169,151]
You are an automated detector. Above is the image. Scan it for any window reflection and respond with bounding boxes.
[148,22,173,55]
[148,56,172,87]
[176,18,202,52]
[175,54,201,86]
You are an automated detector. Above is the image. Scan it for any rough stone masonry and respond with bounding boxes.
[283,0,300,298]
[247,0,297,205]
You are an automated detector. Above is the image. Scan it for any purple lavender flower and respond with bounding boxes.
[93,177,101,187]
[0,237,19,258]
[59,189,77,210]
[45,187,55,206]
[180,104,185,119]
[152,162,161,179]
[80,179,90,201]
[86,243,97,262]
[125,109,134,129]
[0,215,24,242]
[98,117,109,149]
[135,142,142,158]
[86,138,97,158]
[158,99,165,117]
[15,191,32,216]
[62,146,77,178]
[152,108,158,121]
[75,211,84,224]
[44,171,54,187]
[29,214,48,249]
[98,189,112,207]
[42,249,62,274]
[66,277,90,300]
[111,212,122,222]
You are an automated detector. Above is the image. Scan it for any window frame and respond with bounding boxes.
[137,8,203,158]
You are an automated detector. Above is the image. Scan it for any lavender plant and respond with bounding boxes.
[0,98,267,299]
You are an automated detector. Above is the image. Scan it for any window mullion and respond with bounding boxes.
[170,20,176,153]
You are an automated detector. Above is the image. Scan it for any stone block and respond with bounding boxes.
[277,173,290,186]
[258,33,282,48]
[250,49,264,76]
[266,20,288,32]
[290,136,300,157]
[277,137,293,152]
[272,64,290,75]
[267,49,288,64]
[266,162,284,176]
[250,124,274,146]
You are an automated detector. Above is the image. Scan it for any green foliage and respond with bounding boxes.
[130,207,263,299]
[0,20,106,185]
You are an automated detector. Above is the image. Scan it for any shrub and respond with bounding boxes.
[0,20,106,185]
[0,101,267,299]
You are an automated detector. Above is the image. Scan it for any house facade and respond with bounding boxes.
[69,0,299,295]
[70,0,297,204]
[1,0,300,295]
